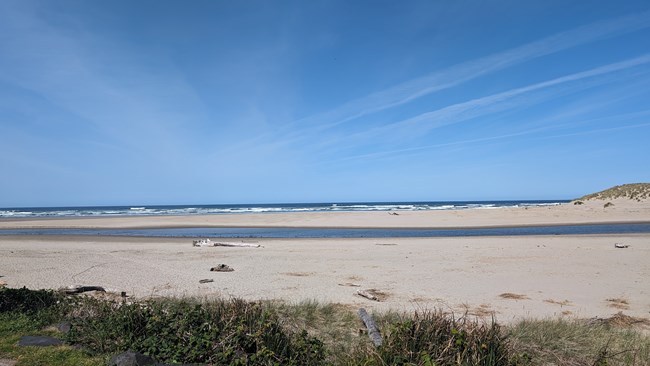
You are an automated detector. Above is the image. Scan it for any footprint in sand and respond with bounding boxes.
[499,292,529,300]
[544,299,573,306]
[280,272,314,277]
[606,298,630,310]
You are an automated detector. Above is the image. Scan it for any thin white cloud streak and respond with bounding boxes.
[283,10,650,133]
[235,9,650,156]
[332,119,650,165]
[353,54,650,140]
[309,56,650,164]
[239,52,650,163]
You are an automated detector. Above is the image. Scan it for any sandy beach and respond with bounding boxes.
[1,199,649,323]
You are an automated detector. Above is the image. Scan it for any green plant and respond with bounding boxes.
[67,297,327,365]
[508,318,650,365]
[352,310,511,365]
[0,287,63,314]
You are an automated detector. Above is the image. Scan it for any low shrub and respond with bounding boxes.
[0,287,63,314]
[66,297,326,365]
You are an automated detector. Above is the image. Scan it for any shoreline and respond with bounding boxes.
[1,199,649,230]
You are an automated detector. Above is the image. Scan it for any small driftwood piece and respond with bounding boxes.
[614,243,629,249]
[193,239,260,248]
[210,264,234,272]
[338,282,361,287]
[199,279,214,284]
[357,289,379,301]
[358,308,383,347]
[62,286,106,295]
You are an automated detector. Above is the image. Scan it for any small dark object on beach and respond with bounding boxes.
[210,264,234,272]
[338,282,361,287]
[62,285,106,295]
[199,279,214,283]
[357,290,379,301]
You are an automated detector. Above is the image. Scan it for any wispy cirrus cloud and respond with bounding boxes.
[347,54,650,141]
[231,9,650,162]
[332,116,650,165]
[280,9,650,134]
[306,54,650,165]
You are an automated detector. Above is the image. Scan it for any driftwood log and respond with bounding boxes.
[193,239,260,248]
[358,308,383,347]
[357,289,379,301]
[62,286,106,295]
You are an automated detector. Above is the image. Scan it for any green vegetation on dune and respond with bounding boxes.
[579,183,650,201]
[1,287,649,365]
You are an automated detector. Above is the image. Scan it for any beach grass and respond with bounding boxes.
[508,317,650,365]
[579,183,650,201]
[1,287,649,365]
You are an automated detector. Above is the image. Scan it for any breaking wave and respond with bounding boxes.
[0,200,566,219]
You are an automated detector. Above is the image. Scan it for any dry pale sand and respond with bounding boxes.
[1,200,649,323]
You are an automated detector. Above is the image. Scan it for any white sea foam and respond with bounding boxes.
[0,201,566,218]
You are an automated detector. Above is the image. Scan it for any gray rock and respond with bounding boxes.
[18,336,64,347]
[108,351,157,366]
[210,264,234,272]
[55,322,72,333]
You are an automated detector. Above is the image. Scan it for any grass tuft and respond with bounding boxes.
[508,318,650,365]
[354,309,511,365]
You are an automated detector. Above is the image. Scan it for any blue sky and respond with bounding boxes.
[1,1,649,206]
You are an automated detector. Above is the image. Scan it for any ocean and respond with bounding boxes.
[0,200,566,218]
[3,200,650,237]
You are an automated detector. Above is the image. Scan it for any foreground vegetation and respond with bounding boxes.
[1,287,649,365]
